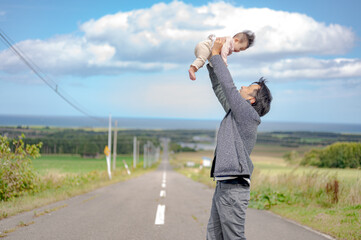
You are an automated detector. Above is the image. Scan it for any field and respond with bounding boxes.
[0,154,156,220]
[2,127,361,239]
[33,154,138,174]
[171,145,361,240]
[251,145,361,183]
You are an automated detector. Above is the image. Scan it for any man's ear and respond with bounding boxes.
[249,97,256,104]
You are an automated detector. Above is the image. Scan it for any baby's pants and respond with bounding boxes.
[191,40,213,70]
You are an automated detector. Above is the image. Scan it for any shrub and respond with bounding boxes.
[0,134,42,201]
[301,149,322,166]
[250,170,345,209]
[301,142,361,168]
[283,150,299,164]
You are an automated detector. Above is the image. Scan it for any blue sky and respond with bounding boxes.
[0,0,360,124]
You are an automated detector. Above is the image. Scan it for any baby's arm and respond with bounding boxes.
[220,37,233,66]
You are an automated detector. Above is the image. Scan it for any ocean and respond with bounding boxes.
[0,114,360,133]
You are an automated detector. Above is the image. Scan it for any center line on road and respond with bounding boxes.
[155,204,165,225]
[155,170,167,225]
[160,190,166,197]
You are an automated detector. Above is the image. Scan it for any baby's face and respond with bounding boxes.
[233,38,248,52]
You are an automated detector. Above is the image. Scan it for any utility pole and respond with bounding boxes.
[143,143,147,168]
[148,141,152,167]
[137,140,140,167]
[133,136,137,168]
[106,114,112,179]
[113,120,118,170]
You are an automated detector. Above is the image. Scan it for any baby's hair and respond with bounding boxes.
[233,30,255,48]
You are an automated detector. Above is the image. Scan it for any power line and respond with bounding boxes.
[0,28,107,124]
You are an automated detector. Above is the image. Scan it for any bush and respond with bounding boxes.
[0,134,42,201]
[249,170,347,209]
[301,142,361,168]
[300,149,322,166]
[283,150,299,164]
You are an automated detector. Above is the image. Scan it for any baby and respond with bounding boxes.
[188,31,255,80]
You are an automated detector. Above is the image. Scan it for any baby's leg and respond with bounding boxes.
[189,41,212,80]
[188,66,197,80]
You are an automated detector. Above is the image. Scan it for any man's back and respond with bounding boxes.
[207,55,260,178]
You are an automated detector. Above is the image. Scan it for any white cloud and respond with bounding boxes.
[87,43,116,63]
[230,57,361,81]
[0,1,358,79]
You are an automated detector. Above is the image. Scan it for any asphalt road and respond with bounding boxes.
[0,158,335,240]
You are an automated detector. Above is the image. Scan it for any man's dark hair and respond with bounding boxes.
[251,77,272,117]
[234,30,255,49]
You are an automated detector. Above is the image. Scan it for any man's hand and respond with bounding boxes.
[212,38,226,56]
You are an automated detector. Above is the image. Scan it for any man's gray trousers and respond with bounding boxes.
[206,181,250,240]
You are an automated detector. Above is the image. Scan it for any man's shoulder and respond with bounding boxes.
[227,108,260,127]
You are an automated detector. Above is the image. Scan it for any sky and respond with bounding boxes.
[0,0,360,124]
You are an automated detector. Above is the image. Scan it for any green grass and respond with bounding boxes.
[1,154,156,220]
[33,154,140,174]
[253,162,361,183]
[270,204,361,240]
[252,144,316,158]
[171,148,361,240]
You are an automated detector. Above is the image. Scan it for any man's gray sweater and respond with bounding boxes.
[208,55,260,179]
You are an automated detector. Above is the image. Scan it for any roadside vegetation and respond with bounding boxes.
[1,127,361,239]
[0,134,157,220]
[171,144,361,240]
[2,126,361,156]
[301,142,361,168]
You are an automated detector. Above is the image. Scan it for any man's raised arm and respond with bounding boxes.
[207,64,230,113]
[209,39,260,124]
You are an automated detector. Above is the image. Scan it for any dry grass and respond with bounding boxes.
[172,150,213,165]
[171,149,361,240]
[0,165,157,220]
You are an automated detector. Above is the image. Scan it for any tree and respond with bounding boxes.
[0,134,42,201]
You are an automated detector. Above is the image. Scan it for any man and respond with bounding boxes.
[206,38,272,240]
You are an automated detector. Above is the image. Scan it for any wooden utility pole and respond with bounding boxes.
[133,136,137,168]
[106,114,112,179]
[143,143,147,168]
[137,140,140,166]
[113,120,118,170]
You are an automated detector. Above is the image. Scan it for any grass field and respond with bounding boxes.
[1,154,157,220]
[171,146,361,240]
[33,154,139,174]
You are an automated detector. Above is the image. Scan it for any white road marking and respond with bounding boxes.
[155,170,167,225]
[155,204,165,225]
[160,190,166,197]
